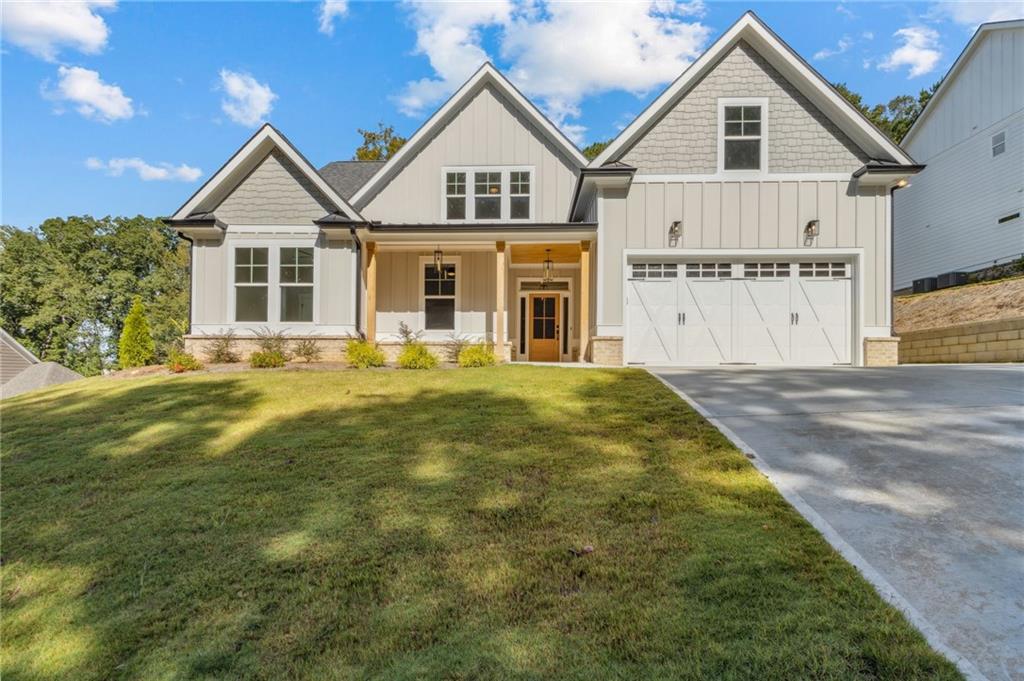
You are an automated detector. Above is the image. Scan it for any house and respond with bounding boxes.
[0,328,83,399]
[168,12,920,367]
[1,328,39,385]
[894,19,1024,292]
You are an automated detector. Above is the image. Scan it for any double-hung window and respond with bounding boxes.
[423,261,456,330]
[279,247,314,322]
[444,168,532,221]
[720,98,766,172]
[235,247,269,322]
[992,131,1006,157]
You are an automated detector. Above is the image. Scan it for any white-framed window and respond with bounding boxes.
[441,167,534,222]
[419,255,460,333]
[992,131,1006,157]
[630,263,678,280]
[279,247,314,322]
[685,263,732,278]
[799,262,847,278]
[234,247,269,322]
[744,262,791,278]
[718,97,768,173]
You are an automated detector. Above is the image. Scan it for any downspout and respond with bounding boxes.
[889,184,904,337]
[177,231,195,337]
[349,225,363,338]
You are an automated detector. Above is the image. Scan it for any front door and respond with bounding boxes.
[529,294,559,361]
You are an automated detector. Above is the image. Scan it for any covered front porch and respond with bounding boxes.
[360,226,595,363]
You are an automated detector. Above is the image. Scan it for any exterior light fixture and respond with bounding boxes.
[804,219,820,238]
[895,178,909,188]
[542,248,554,286]
[433,247,445,276]
[668,221,683,238]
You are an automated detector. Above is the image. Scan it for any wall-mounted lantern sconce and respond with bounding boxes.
[804,219,820,238]
[668,221,683,238]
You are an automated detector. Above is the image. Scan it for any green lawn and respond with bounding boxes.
[1,366,958,680]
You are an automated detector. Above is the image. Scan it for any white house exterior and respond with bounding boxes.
[168,12,920,367]
[894,19,1024,292]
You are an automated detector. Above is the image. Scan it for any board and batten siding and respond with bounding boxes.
[599,179,890,327]
[361,84,580,224]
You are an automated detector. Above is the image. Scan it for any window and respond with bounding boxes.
[992,131,1006,157]
[280,247,314,322]
[424,263,456,330]
[685,263,731,278]
[744,263,791,278]
[720,99,766,172]
[510,171,531,219]
[799,262,847,278]
[475,171,501,219]
[630,263,679,279]
[235,247,268,321]
[446,172,466,220]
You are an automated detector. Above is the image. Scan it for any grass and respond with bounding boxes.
[1,367,959,680]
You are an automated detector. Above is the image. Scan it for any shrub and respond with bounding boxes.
[397,321,423,346]
[166,349,203,373]
[443,333,471,363]
[253,327,290,358]
[292,338,322,363]
[118,296,155,368]
[398,342,439,369]
[345,339,386,368]
[458,343,497,367]
[250,350,287,369]
[206,330,239,364]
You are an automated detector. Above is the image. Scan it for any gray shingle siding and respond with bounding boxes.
[319,160,386,200]
[622,41,869,174]
[215,149,336,225]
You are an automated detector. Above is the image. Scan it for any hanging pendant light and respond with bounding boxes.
[433,246,444,277]
[542,248,554,287]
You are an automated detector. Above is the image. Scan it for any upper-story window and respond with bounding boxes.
[719,98,767,173]
[444,167,533,221]
[992,131,1006,157]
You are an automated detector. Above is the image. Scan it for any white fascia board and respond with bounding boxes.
[171,124,364,222]
[350,63,588,209]
[592,12,915,168]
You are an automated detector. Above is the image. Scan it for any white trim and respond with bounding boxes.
[351,63,587,208]
[171,124,363,221]
[717,97,769,176]
[630,172,854,183]
[417,254,462,338]
[863,326,894,338]
[515,276,574,362]
[441,165,536,223]
[591,12,914,168]
[226,236,321,330]
[620,247,865,366]
[190,324,357,336]
[596,189,606,327]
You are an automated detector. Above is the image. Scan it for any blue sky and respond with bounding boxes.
[2,0,1020,229]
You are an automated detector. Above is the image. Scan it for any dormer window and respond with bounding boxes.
[719,98,768,173]
[443,167,534,221]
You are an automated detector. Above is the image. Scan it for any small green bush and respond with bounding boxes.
[457,343,497,367]
[166,349,203,373]
[443,333,471,362]
[118,296,155,368]
[398,343,439,369]
[292,338,322,363]
[253,327,290,359]
[345,339,386,368]
[205,331,240,363]
[250,350,286,369]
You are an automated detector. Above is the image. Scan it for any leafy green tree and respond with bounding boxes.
[582,139,612,161]
[833,81,941,143]
[353,123,406,160]
[118,296,155,368]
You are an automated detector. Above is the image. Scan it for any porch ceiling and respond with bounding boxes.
[511,243,581,264]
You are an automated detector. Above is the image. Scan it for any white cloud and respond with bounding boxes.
[878,26,942,78]
[317,0,348,36]
[86,157,202,182]
[44,65,134,122]
[218,69,277,127]
[1,0,115,62]
[931,1,1023,27]
[814,36,853,60]
[395,0,711,144]
[835,3,856,19]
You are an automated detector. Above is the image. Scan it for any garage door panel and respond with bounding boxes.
[626,280,678,364]
[679,279,732,364]
[735,280,791,364]
[792,278,851,364]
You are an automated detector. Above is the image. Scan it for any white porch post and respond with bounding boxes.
[496,240,506,361]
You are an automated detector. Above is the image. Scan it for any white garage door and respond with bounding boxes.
[626,261,852,366]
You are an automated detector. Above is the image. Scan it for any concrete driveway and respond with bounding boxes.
[651,364,1023,681]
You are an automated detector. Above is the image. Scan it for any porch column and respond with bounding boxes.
[495,240,506,359]
[364,241,377,341]
[580,240,591,362]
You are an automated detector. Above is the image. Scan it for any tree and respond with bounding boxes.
[118,296,155,368]
[833,81,941,143]
[582,139,612,161]
[353,123,406,160]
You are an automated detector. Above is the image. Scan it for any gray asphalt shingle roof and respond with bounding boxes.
[319,160,386,200]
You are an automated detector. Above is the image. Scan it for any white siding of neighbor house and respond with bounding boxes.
[361,83,581,223]
[598,179,890,328]
[894,27,1024,290]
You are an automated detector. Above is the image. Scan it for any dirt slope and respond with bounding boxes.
[895,276,1024,334]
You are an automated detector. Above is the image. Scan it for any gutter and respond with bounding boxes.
[349,225,363,338]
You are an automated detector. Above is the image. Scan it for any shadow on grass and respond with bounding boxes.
[0,368,960,680]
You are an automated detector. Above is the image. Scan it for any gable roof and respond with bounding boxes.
[349,62,589,208]
[592,11,916,167]
[0,328,39,366]
[170,124,365,222]
[901,19,1024,148]
[320,160,386,200]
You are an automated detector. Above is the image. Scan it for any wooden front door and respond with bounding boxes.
[529,294,559,361]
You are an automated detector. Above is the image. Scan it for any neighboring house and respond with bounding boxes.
[894,19,1024,292]
[168,12,920,367]
[0,329,83,399]
[1,328,39,384]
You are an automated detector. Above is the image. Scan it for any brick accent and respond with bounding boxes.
[863,336,900,367]
[898,317,1024,364]
[184,335,352,362]
[590,336,623,366]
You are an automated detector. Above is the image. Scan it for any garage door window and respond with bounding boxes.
[631,263,678,280]
[744,262,791,278]
[685,263,731,278]
[799,262,847,278]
